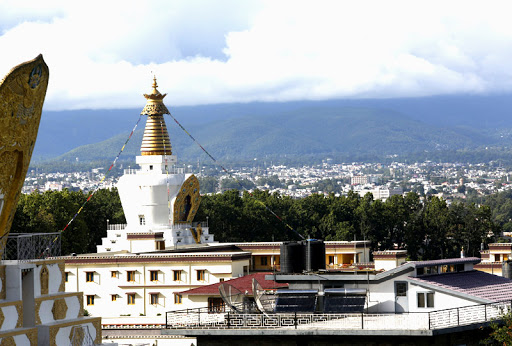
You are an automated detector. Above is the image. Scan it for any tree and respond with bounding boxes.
[483,311,512,345]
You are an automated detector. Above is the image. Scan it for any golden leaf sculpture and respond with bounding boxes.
[0,55,49,255]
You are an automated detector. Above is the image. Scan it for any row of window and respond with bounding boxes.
[86,293,183,306]
[72,269,207,283]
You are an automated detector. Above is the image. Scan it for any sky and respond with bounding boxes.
[2,0,512,111]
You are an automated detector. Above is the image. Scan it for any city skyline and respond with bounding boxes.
[2,0,512,111]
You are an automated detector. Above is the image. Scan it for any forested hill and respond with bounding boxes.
[36,104,506,163]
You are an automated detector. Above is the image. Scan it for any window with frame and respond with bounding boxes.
[111,271,118,278]
[86,272,94,282]
[150,271,158,282]
[65,272,69,282]
[111,294,117,302]
[208,297,225,313]
[127,293,135,305]
[173,270,182,282]
[395,282,407,297]
[174,293,182,304]
[150,293,159,305]
[139,215,145,225]
[86,295,94,305]
[260,257,268,266]
[196,270,205,282]
[417,292,434,308]
[127,271,135,282]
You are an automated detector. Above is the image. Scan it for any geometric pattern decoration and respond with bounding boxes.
[173,175,201,224]
[0,336,15,346]
[0,55,49,257]
[14,302,22,328]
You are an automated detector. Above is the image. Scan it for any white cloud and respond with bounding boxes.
[2,0,512,110]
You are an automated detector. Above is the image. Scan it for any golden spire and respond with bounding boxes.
[140,76,172,156]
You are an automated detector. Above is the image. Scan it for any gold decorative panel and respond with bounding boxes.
[27,329,37,346]
[173,175,201,224]
[0,308,4,329]
[0,266,5,300]
[58,262,65,292]
[15,303,22,328]
[51,298,68,320]
[34,300,42,325]
[69,326,84,346]
[40,265,49,295]
[0,336,14,346]
[0,55,49,255]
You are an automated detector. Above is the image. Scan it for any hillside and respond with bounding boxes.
[51,106,495,163]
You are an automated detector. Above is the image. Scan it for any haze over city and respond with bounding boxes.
[2,0,512,111]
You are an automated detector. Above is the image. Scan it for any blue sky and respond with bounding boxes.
[2,0,512,110]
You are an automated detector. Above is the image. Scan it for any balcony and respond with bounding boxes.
[165,300,512,331]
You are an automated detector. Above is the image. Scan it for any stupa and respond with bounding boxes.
[97,77,215,253]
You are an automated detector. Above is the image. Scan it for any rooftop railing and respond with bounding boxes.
[165,300,512,331]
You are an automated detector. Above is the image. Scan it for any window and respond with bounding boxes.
[219,278,225,282]
[328,255,335,265]
[395,282,407,297]
[65,272,69,282]
[150,271,158,282]
[208,297,225,313]
[417,292,434,308]
[86,272,94,282]
[127,293,135,305]
[111,271,118,278]
[127,271,135,282]
[197,270,205,282]
[156,241,165,250]
[149,165,153,170]
[260,257,268,266]
[173,270,182,282]
[111,294,117,302]
[174,294,182,304]
[139,215,145,226]
[150,293,159,305]
[86,295,94,305]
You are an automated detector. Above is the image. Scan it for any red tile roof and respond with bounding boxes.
[181,272,288,296]
[410,270,512,302]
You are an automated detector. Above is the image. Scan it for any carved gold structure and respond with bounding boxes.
[40,264,49,295]
[35,292,82,324]
[0,266,5,300]
[0,307,4,330]
[58,262,65,292]
[140,77,172,155]
[0,328,37,346]
[0,336,14,346]
[49,317,101,346]
[14,303,22,328]
[0,55,49,256]
[51,298,68,320]
[173,175,201,224]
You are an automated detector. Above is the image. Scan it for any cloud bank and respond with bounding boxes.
[1,0,512,110]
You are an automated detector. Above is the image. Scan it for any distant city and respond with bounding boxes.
[23,159,512,201]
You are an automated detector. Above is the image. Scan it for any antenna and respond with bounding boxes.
[252,278,276,315]
[218,283,244,313]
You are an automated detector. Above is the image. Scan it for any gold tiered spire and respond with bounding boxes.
[140,77,172,155]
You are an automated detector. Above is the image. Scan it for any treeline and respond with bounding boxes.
[196,190,498,260]
[11,189,125,255]
[10,188,502,260]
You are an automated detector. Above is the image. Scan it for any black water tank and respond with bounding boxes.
[503,260,512,279]
[280,241,304,273]
[304,239,326,271]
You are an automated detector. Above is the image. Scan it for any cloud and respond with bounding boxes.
[1,0,512,110]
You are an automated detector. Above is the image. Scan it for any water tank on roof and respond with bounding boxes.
[503,260,512,279]
[280,241,304,273]
[304,239,326,271]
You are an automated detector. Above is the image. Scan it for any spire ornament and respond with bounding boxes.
[140,76,172,155]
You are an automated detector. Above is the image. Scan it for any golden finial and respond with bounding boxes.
[141,75,170,115]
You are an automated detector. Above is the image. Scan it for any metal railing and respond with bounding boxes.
[165,300,512,331]
[3,232,61,260]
